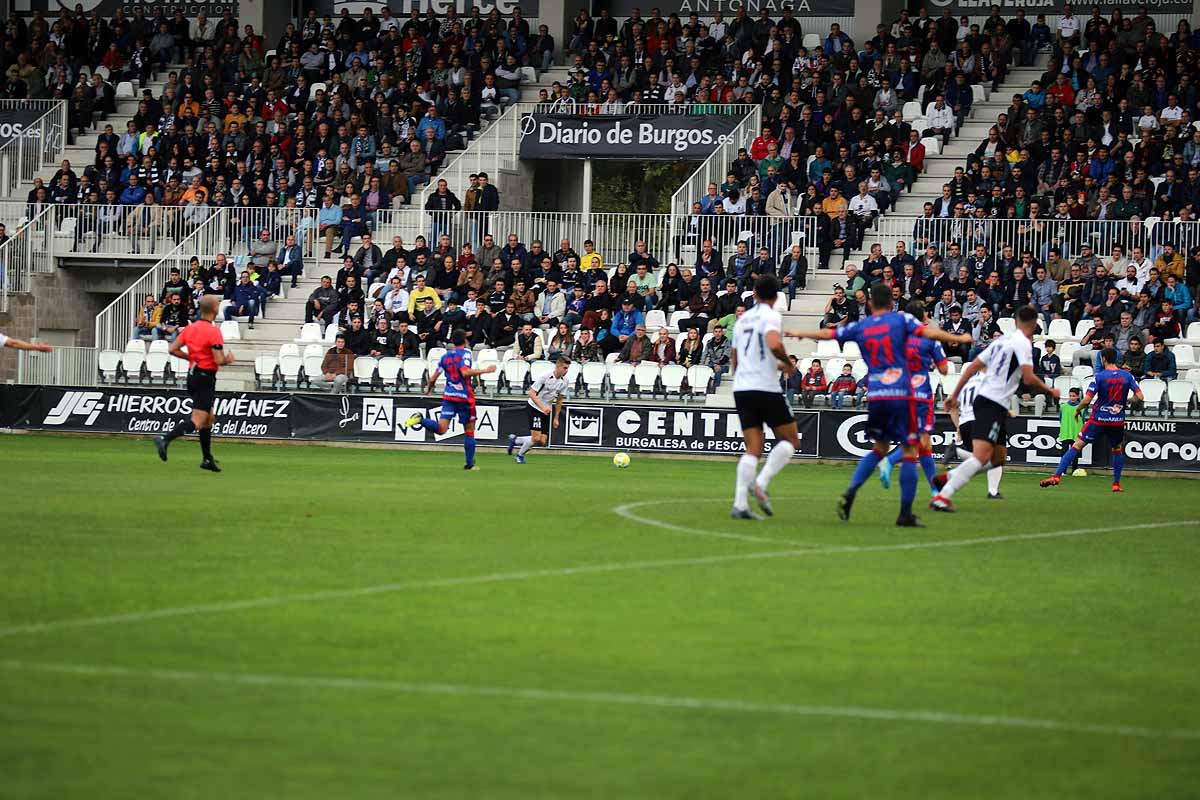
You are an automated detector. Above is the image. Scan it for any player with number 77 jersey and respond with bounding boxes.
[785,284,972,527]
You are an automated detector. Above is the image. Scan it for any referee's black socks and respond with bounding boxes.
[163,418,196,443]
[198,428,213,461]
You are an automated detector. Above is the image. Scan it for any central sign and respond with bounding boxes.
[518,112,742,161]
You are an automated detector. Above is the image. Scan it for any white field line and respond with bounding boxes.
[612,498,822,545]
[0,519,1194,639]
[1,659,1197,741]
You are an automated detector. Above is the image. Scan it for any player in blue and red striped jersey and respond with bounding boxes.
[879,300,949,494]
[405,329,497,470]
[788,284,971,526]
[1041,347,1143,492]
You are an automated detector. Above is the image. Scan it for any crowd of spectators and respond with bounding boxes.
[12,3,540,262]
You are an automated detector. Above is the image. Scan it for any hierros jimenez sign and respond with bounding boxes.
[518,112,742,160]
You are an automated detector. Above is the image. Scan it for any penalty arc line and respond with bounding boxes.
[1,659,1197,741]
[0,519,1195,639]
[612,498,824,546]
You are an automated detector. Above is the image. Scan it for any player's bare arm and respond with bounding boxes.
[783,328,835,340]
[920,326,973,348]
[424,368,441,394]
[527,386,552,415]
[1020,364,1060,400]
[461,364,497,379]
[765,329,793,375]
[553,394,564,428]
[2,336,52,353]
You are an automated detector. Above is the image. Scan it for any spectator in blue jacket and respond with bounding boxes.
[416,108,446,142]
[340,194,368,253]
[318,196,343,259]
[608,297,644,354]
[119,174,148,205]
[224,271,260,329]
[1165,274,1196,323]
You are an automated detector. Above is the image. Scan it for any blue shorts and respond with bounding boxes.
[866,398,920,445]
[914,398,935,434]
[439,398,475,426]
[1079,421,1124,448]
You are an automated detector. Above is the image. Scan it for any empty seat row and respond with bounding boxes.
[99,349,188,384]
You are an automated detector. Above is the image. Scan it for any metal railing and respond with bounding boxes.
[415,103,524,209]
[0,205,54,311]
[16,345,99,387]
[94,208,230,351]
[528,101,755,116]
[842,214,1200,264]
[0,101,67,200]
[669,104,762,220]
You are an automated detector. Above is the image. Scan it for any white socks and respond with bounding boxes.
[755,441,795,491]
[940,455,983,499]
[516,436,534,456]
[987,466,1004,495]
[733,453,758,510]
[956,447,974,461]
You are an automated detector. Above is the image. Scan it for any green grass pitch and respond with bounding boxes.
[1,434,1198,799]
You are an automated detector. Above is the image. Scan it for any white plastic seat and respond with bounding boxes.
[310,81,327,95]
[220,320,241,340]
[840,341,861,359]
[427,346,447,365]
[802,33,820,49]
[1058,341,1079,365]
[278,354,303,386]
[303,343,325,360]
[1074,319,1095,340]
[168,356,188,381]
[660,364,687,396]
[1167,381,1196,415]
[478,360,502,391]
[114,80,135,98]
[1140,378,1166,414]
[353,356,378,387]
[901,101,922,122]
[402,357,426,388]
[322,324,339,345]
[633,362,661,396]
[608,363,635,396]
[997,317,1016,335]
[644,309,667,330]
[1185,322,1200,344]
[667,310,690,333]
[295,322,322,343]
[1047,319,1074,340]
[377,356,402,388]
[503,359,530,392]
[970,85,987,105]
[97,349,122,382]
[254,355,278,387]
[815,339,841,357]
[299,355,321,386]
[148,339,169,353]
[686,365,714,396]
[120,350,145,381]
[920,136,941,156]
[476,348,499,362]
[1185,368,1200,383]
[125,339,147,353]
[145,352,169,381]
[529,359,555,384]
[1073,365,1093,379]
[1172,345,1196,368]
[278,343,300,359]
[851,360,869,380]
[581,362,607,396]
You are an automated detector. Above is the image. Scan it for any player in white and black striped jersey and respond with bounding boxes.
[507,356,571,464]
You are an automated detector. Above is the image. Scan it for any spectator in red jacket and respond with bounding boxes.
[801,358,828,408]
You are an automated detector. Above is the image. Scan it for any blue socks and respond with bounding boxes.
[900,457,918,517]
[1055,447,1080,477]
[464,434,476,467]
[1112,451,1124,483]
[418,417,439,432]
[848,450,884,496]
[884,447,903,468]
[918,452,937,489]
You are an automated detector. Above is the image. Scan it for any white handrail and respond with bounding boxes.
[0,204,54,312]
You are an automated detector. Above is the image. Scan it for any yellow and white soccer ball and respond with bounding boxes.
[613,452,631,469]
[1072,468,1088,477]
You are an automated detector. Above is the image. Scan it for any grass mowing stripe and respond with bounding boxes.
[3,659,1198,741]
[0,518,1194,639]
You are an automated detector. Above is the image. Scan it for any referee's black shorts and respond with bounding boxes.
[971,396,1009,445]
[187,367,218,412]
[734,390,794,431]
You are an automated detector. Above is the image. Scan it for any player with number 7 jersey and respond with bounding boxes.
[787,284,972,527]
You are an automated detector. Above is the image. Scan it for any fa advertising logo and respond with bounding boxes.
[565,407,603,446]
[43,391,105,426]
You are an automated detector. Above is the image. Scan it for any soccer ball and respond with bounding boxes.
[1072,468,1088,477]
[613,452,631,469]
